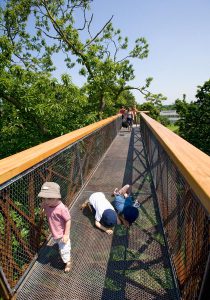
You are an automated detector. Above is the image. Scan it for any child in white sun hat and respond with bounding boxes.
[38,182,72,273]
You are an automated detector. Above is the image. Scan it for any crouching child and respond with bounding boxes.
[80,192,121,235]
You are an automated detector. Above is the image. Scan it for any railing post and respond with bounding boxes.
[0,268,13,300]
[76,143,84,187]
[198,218,210,300]
[140,112,210,299]
[0,115,120,295]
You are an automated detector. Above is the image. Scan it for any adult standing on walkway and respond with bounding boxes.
[132,105,140,127]
[119,106,126,119]
[127,108,134,131]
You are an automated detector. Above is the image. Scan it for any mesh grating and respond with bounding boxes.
[16,127,178,300]
[0,117,122,293]
[141,118,210,300]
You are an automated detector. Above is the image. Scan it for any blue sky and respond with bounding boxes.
[52,0,210,104]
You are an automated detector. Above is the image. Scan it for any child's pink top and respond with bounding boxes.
[43,202,71,239]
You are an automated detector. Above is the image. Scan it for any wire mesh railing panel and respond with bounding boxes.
[78,120,119,184]
[141,118,210,300]
[16,126,178,300]
[0,116,121,294]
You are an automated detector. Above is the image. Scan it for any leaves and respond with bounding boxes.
[0,0,166,158]
[0,67,88,158]
[175,81,210,155]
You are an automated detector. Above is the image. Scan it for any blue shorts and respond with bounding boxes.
[127,118,133,126]
[112,195,133,214]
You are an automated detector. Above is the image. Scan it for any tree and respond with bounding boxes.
[1,1,165,112]
[138,90,167,120]
[0,68,87,158]
[35,0,156,117]
[158,115,171,126]
[161,103,176,110]
[175,81,210,155]
[0,0,166,158]
[138,102,160,120]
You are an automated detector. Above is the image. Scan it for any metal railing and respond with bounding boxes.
[0,115,121,299]
[140,112,210,300]
[1,111,210,300]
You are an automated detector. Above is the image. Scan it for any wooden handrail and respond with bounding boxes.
[0,115,119,185]
[141,112,210,213]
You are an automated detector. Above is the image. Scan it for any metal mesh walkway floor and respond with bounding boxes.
[16,127,178,300]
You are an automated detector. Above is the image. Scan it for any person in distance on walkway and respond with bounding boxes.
[132,105,140,127]
[80,192,125,234]
[127,108,134,131]
[38,182,72,273]
[119,106,126,119]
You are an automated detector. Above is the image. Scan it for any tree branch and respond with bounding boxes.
[83,15,114,49]
[41,0,95,78]
[35,26,61,40]
[87,13,93,37]
[76,9,88,31]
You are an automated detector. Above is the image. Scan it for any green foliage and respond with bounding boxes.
[0,0,157,107]
[104,277,121,291]
[0,67,87,158]
[158,115,171,126]
[139,102,160,120]
[161,103,176,110]
[167,124,179,134]
[175,80,210,155]
[0,0,166,158]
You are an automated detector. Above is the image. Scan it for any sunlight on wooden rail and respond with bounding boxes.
[0,115,119,185]
[141,112,210,213]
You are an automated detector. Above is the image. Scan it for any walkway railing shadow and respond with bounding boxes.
[0,115,122,299]
[1,113,209,300]
[101,127,178,300]
[141,113,210,300]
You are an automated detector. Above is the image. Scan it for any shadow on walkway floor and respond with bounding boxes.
[17,127,178,300]
[101,128,178,300]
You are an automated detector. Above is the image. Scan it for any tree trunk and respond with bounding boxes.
[98,94,105,119]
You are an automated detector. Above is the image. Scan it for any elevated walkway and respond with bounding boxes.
[16,127,178,300]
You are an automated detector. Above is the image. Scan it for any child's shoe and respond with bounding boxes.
[64,259,72,273]
[113,188,119,195]
[118,184,130,195]
[133,200,140,208]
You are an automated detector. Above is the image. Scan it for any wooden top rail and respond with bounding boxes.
[0,115,119,185]
[141,112,210,213]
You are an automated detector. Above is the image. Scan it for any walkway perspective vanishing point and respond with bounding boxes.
[1,113,210,300]
[16,127,178,300]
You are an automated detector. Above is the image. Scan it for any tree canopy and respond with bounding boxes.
[0,0,166,158]
[0,69,88,158]
[175,80,210,155]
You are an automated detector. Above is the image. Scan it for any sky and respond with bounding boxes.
[52,0,210,105]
